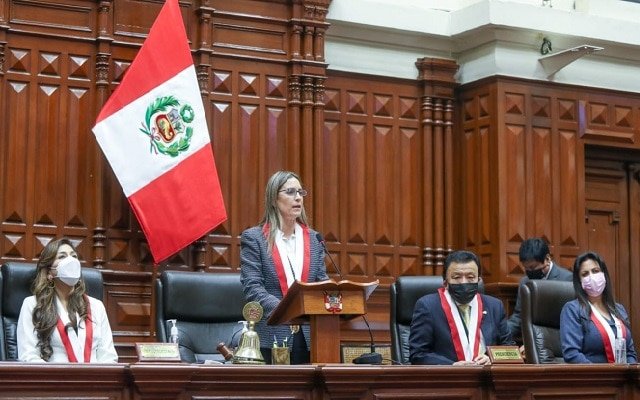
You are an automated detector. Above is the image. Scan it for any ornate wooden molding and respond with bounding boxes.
[417,58,459,272]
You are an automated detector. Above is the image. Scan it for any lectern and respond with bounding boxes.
[267,279,378,364]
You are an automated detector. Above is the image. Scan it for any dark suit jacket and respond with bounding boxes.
[507,262,573,338]
[240,225,329,349]
[409,292,513,365]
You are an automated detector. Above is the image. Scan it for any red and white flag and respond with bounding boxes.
[92,0,227,263]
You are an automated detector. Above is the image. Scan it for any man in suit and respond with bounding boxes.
[409,250,513,365]
[507,238,573,340]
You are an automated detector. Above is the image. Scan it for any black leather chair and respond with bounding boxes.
[0,261,104,361]
[390,276,444,364]
[155,270,246,363]
[521,280,575,364]
[390,275,486,364]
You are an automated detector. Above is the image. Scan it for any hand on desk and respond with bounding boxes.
[453,354,491,366]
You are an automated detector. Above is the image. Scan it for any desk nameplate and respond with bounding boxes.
[487,345,524,364]
[135,343,181,362]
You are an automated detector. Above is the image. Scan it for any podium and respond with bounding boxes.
[267,279,378,364]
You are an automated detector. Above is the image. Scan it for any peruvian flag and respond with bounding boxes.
[92,0,227,263]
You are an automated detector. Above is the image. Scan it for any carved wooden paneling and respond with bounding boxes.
[558,129,579,247]
[459,83,498,278]
[580,94,638,145]
[1,36,96,261]
[323,72,422,282]
[505,124,526,245]
[458,79,586,284]
[6,0,640,356]
[9,0,96,38]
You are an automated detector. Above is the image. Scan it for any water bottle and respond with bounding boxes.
[615,337,626,364]
[169,319,179,344]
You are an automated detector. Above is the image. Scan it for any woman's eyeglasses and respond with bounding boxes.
[279,188,308,197]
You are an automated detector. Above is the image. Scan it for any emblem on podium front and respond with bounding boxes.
[324,292,343,313]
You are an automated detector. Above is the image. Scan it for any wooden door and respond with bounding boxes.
[585,154,639,346]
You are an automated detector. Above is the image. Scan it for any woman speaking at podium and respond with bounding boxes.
[240,170,329,364]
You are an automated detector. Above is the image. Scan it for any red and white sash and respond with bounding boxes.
[589,303,626,363]
[263,223,311,296]
[55,295,93,363]
[438,287,484,361]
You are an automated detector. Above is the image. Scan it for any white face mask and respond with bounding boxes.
[55,256,81,287]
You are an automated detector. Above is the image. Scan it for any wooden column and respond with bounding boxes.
[416,58,459,276]
[288,0,331,215]
[92,0,114,269]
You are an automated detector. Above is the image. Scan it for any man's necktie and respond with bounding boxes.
[459,304,471,328]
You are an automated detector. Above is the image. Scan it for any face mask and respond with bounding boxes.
[55,256,81,287]
[581,272,606,297]
[526,268,545,280]
[448,282,478,305]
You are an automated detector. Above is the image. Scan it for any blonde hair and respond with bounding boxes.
[261,171,309,251]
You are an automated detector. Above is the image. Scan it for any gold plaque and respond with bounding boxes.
[486,346,524,364]
[135,343,181,362]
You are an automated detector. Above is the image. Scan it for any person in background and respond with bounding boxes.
[17,238,118,363]
[560,252,637,363]
[507,237,572,340]
[240,170,329,364]
[409,250,514,365]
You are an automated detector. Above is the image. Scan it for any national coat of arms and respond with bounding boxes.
[139,95,195,157]
[324,291,343,313]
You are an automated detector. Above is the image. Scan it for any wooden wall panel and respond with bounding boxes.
[323,73,423,283]
[1,37,96,261]
[460,79,586,283]
[459,84,498,278]
[505,124,525,246]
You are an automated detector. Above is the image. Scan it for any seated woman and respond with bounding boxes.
[17,238,118,363]
[560,252,637,363]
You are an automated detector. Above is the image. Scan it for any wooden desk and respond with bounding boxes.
[0,362,638,400]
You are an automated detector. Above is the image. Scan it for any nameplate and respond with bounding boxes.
[135,343,181,362]
[486,346,524,364]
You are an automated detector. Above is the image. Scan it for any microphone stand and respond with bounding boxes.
[316,233,382,365]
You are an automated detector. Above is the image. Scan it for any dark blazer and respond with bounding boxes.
[409,292,514,365]
[560,299,637,363]
[240,225,329,349]
[508,262,573,338]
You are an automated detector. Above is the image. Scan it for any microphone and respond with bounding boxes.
[316,232,343,279]
[316,232,382,365]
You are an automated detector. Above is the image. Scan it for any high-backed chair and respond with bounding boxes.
[155,270,246,363]
[390,276,444,364]
[521,279,575,364]
[390,275,486,364]
[0,261,104,361]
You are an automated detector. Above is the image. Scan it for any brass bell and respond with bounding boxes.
[233,302,265,364]
[233,321,264,364]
